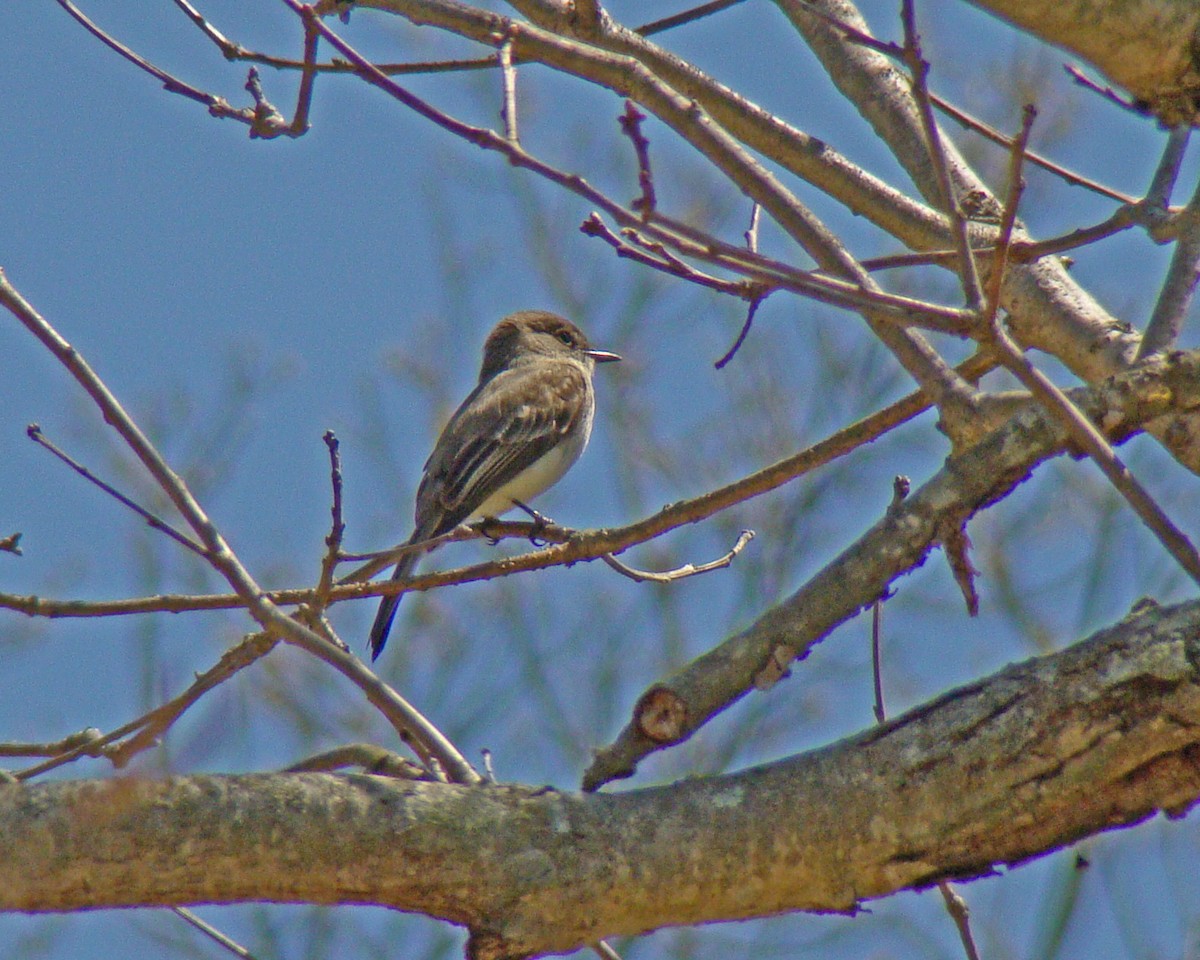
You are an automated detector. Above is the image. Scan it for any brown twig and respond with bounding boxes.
[106,633,280,769]
[982,105,1037,329]
[870,599,886,723]
[1064,63,1148,116]
[580,214,757,298]
[941,520,980,617]
[976,118,1200,588]
[54,0,310,138]
[26,423,206,557]
[603,530,755,583]
[900,0,982,312]
[636,0,747,35]
[314,431,346,609]
[619,100,656,218]
[714,293,769,369]
[172,908,261,960]
[861,204,1140,272]
[744,202,761,251]
[1138,132,1200,360]
[284,744,431,779]
[938,882,983,960]
[0,728,104,759]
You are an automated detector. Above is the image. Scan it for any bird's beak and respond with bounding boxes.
[586,348,622,363]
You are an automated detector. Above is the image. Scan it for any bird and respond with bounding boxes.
[368,310,621,660]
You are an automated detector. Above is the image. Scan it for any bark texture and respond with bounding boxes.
[965,0,1200,124]
[4,598,1200,958]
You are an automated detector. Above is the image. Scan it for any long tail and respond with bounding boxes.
[368,547,422,661]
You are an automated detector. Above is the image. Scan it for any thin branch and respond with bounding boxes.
[0,728,104,759]
[1138,159,1200,360]
[1064,63,1148,116]
[941,520,980,617]
[900,0,982,312]
[603,530,755,583]
[938,883,983,960]
[54,0,305,137]
[499,35,519,143]
[714,293,768,369]
[314,431,346,609]
[982,105,1037,330]
[871,599,885,723]
[861,204,1140,272]
[580,214,758,298]
[285,744,432,779]
[1146,127,1191,209]
[976,141,1200,587]
[636,0,747,36]
[0,532,23,555]
[619,100,656,218]
[26,423,206,557]
[172,908,261,960]
[104,632,279,770]
[745,202,761,251]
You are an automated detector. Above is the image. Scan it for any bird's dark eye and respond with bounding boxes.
[557,330,575,346]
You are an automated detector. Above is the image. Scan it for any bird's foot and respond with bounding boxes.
[511,499,553,545]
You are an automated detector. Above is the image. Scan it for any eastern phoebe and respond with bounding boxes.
[368,310,621,659]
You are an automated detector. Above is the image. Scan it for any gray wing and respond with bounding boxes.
[416,359,589,535]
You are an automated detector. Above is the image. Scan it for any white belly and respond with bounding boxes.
[466,420,590,522]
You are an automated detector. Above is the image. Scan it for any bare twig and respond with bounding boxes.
[941,521,980,617]
[26,423,206,557]
[172,908,261,960]
[603,530,755,583]
[975,129,1200,588]
[1065,63,1147,116]
[862,204,1140,272]
[982,105,1037,329]
[580,214,757,297]
[636,0,747,35]
[865,519,979,959]
[1145,127,1191,209]
[900,0,982,312]
[314,431,346,608]
[591,940,625,960]
[714,293,769,369]
[871,599,885,723]
[0,728,103,759]
[745,203,761,251]
[1139,148,1200,360]
[619,100,656,218]
[285,744,431,779]
[499,35,519,143]
[106,633,279,769]
[938,882,983,960]
[0,532,22,555]
[54,0,311,138]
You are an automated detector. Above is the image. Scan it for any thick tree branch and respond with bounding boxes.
[962,0,1200,125]
[586,349,1200,786]
[4,598,1200,957]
